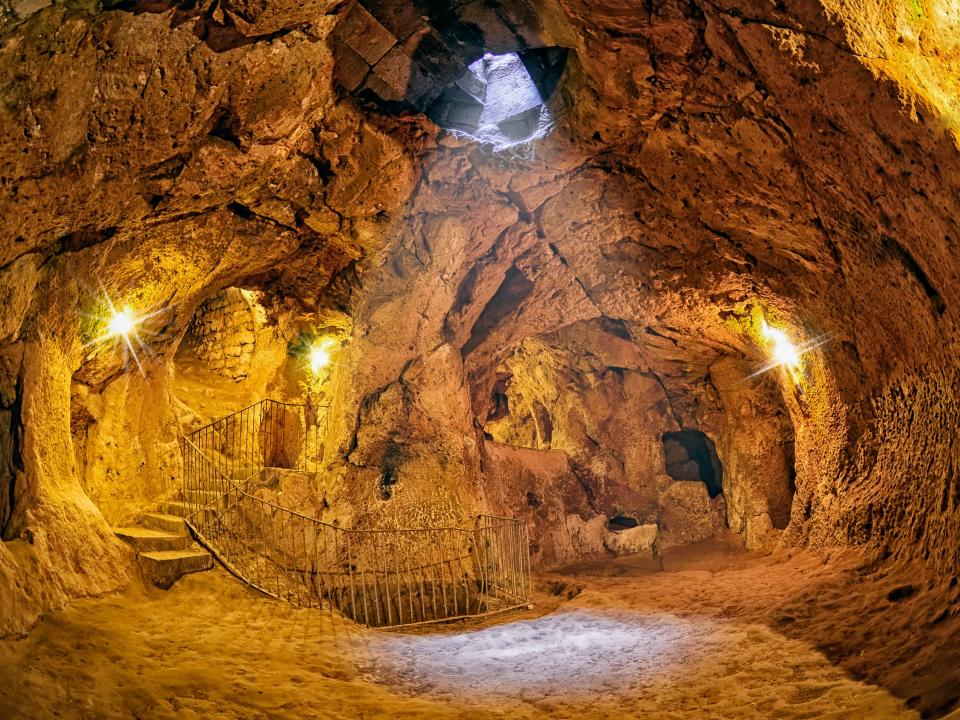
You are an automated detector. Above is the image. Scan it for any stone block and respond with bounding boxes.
[456,64,486,103]
[436,99,483,130]
[457,0,519,55]
[401,28,464,88]
[332,38,370,92]
[430,8,485,62]
[497,105,543,141]
[604,523,658,557]
[366,47,436,104]
[658,481,719,547]
[359,0,425,43]
[333,3,396,66]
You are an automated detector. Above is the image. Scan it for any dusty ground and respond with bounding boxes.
[1,540,956,719]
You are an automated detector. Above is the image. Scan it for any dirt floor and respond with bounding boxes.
[1,539,958,719]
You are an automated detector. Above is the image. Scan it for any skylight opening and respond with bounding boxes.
[429,48,568,151]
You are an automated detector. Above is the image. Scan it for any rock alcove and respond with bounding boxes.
[1,0,960,717]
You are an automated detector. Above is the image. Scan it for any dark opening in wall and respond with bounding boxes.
[662,430,724,498]
[607,515,639,531]
[770,439,796,530]
[486,374,512,423]
[378,442,403,501]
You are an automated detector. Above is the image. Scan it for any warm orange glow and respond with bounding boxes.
[762,322,800,369]
[108,308,136,338]
[309,339,335,374]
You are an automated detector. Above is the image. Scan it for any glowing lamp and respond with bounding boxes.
[761,321,800,369]
[108,308,136,338]
[309,339,336,374]
[310,347,330,373]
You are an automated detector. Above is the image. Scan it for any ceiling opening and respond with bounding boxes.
[427,48,568,150]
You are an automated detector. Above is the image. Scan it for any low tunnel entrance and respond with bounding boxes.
[662,430,723,498]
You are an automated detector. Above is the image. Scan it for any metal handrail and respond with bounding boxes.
[179,398,532,628]
[180,435,233,483]
[187,398,320,436]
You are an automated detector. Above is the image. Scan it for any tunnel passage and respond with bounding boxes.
[470,311,815,559]
[0,0,957,708]
[662,431,723,499]
[168,286,334,436]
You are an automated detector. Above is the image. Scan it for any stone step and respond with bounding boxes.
[140,512,190,535]
[157,501,221,523]
[139,549,214,589]
[181,489,229,509]
[158,499,192,517]
[114,526,193,553]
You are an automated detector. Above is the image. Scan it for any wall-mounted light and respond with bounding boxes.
[107,308,136,338]
[748,317,830,384]
[84,301,149,374]
[82,284,174,376]
[762,321,800,370]
[309,339,335,375]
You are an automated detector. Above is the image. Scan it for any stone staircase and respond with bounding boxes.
[114,497,214,589]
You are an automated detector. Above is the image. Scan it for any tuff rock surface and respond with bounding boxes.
[0,7,958,713]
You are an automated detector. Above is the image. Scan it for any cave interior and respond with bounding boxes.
[1,0,960,717]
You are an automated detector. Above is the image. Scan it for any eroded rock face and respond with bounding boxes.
[604,523,659,557]
[0,1,385,633]
[484,331,677,522]
[70,360,182,527]
[659,481,726,548]
[0,0,959,639]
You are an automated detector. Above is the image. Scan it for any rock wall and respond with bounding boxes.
[0,1,415,634]
[482,330,733,559]
[71,361,182,527]
[0,330,135,636]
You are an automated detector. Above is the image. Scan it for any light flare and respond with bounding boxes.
[763,323,800,369]
[108,308,136,338]
[747,319,831,382]
[309,339,336,374]
[83,284,171,376]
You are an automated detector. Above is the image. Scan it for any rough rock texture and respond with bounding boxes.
[482,441,607,568]
[70,359,182,526]
[0,9,959,717]
[0,0,375,633]
[658,481,726,548]
[187,288,258,381]
[604,522,659,557]
[485,331,677,515]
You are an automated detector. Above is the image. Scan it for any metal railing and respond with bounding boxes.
[180,399,325,486]
[178,399,532,628]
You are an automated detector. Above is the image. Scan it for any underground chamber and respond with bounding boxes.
[1,0,960,718]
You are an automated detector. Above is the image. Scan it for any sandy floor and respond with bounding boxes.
[0,541,955,719]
